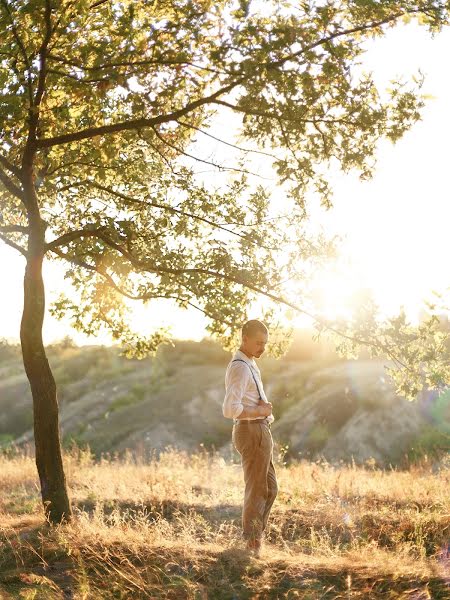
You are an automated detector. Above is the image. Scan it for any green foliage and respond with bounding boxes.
[156,338,229,366]
[321,300,450,399]
[307,423,330,452]
[0,433,14,447]
[407,424,450,462]
[50,344,119,385]
[109,383,147,413]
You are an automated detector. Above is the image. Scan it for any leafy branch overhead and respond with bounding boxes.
[1,0,449,396]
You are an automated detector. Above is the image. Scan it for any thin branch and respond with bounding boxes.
[34,0,53,108]
[0,0,34,106]
[0,155,21,180]
[51,243,411,365]
[47,159,119,176]
[135,128,183,175]
[47,53,232,76]
[0,232,27,256]
[0,168,24,199]
[91,182,251,240]
[87,231,418,367]
[179,298,235,329]
[276,116,305,180]
[45,182,278,252]
[212,98,355,127]
[264,10,409,71]
[89,0,109,8]
[151,126,271,179]
[176,119,280,160]
[49,247,246,331]
[47,68,114,84]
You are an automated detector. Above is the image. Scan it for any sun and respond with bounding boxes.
[306,266,366,321]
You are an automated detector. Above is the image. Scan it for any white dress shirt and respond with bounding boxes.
[222,349,274,423]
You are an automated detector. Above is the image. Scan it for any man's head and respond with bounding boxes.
[240,319,268,359]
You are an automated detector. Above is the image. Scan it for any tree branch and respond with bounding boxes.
[37,77,246,149]
[0,232,27,256]
[46,228,414,369]
[150,125,271,179]
[0,154,21,180]
[47,53,232,76]
[45,227,108,251]
[92,182,252,240]
[46,159,119,176]
[0,224,28,233]
[34,0,54,108]
[49,245,235,328]
[211,98,355,127]
[0,168,24,199]
[45,182,278,251]
[0,0,34,106]
[36,6,427,153]
[176,119,280,160]
[89,0,109,8]
[93,232,419,365]
[264,10,409,70]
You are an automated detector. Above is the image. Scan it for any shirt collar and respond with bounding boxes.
[234,349,256,367]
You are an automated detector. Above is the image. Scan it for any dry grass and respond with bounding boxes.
[0,445,449,599]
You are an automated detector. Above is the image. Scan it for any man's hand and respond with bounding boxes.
[235,399,273,420]
[258,400,273,417]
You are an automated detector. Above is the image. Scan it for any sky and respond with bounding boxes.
[1,20,449,345]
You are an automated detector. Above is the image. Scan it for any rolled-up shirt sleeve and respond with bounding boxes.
[223,363,249,419]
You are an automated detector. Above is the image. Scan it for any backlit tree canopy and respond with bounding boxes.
[1,0,449,386]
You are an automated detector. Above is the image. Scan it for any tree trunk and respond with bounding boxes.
[20,217,72,524]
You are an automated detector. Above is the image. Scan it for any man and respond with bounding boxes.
[222,319,278,557]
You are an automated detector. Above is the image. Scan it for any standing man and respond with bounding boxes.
[222,319,278,557]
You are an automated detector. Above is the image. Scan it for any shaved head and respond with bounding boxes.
[241,319,268,338]
[240,319,268,359]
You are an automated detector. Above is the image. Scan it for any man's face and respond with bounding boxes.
[243,331,268,359]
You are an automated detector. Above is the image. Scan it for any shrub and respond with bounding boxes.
[407,425,450,463]
[308,423,330,452]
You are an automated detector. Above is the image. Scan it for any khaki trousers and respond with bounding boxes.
[232,421,278,542]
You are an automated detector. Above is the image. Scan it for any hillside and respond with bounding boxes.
[0,447,449,599]
[0,336,449,467]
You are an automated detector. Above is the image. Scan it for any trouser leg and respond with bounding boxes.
[262,454,278,533]
[232,423,277,542]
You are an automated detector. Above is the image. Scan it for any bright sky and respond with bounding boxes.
[1,21,449,345]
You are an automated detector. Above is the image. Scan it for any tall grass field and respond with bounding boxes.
[0,445,449,599]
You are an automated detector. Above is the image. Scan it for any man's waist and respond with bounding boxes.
[233,416,272,425]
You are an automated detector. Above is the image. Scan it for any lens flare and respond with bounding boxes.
[419,387,450,436]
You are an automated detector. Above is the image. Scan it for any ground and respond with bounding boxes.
[0,446,449,599]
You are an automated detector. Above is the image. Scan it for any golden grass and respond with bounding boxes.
[0,446,449,599]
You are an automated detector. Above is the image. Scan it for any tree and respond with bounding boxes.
[1,0,449,523]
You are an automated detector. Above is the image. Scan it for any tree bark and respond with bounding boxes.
[20,214,72,524]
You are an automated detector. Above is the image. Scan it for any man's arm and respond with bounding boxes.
[238,400,272,419]
[223,364,272,419]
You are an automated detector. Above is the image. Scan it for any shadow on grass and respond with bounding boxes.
[73,496,242,524]
[0,523,76,599]
[73,496,448,561]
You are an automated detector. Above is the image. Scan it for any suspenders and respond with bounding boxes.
[231,358,263,400]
